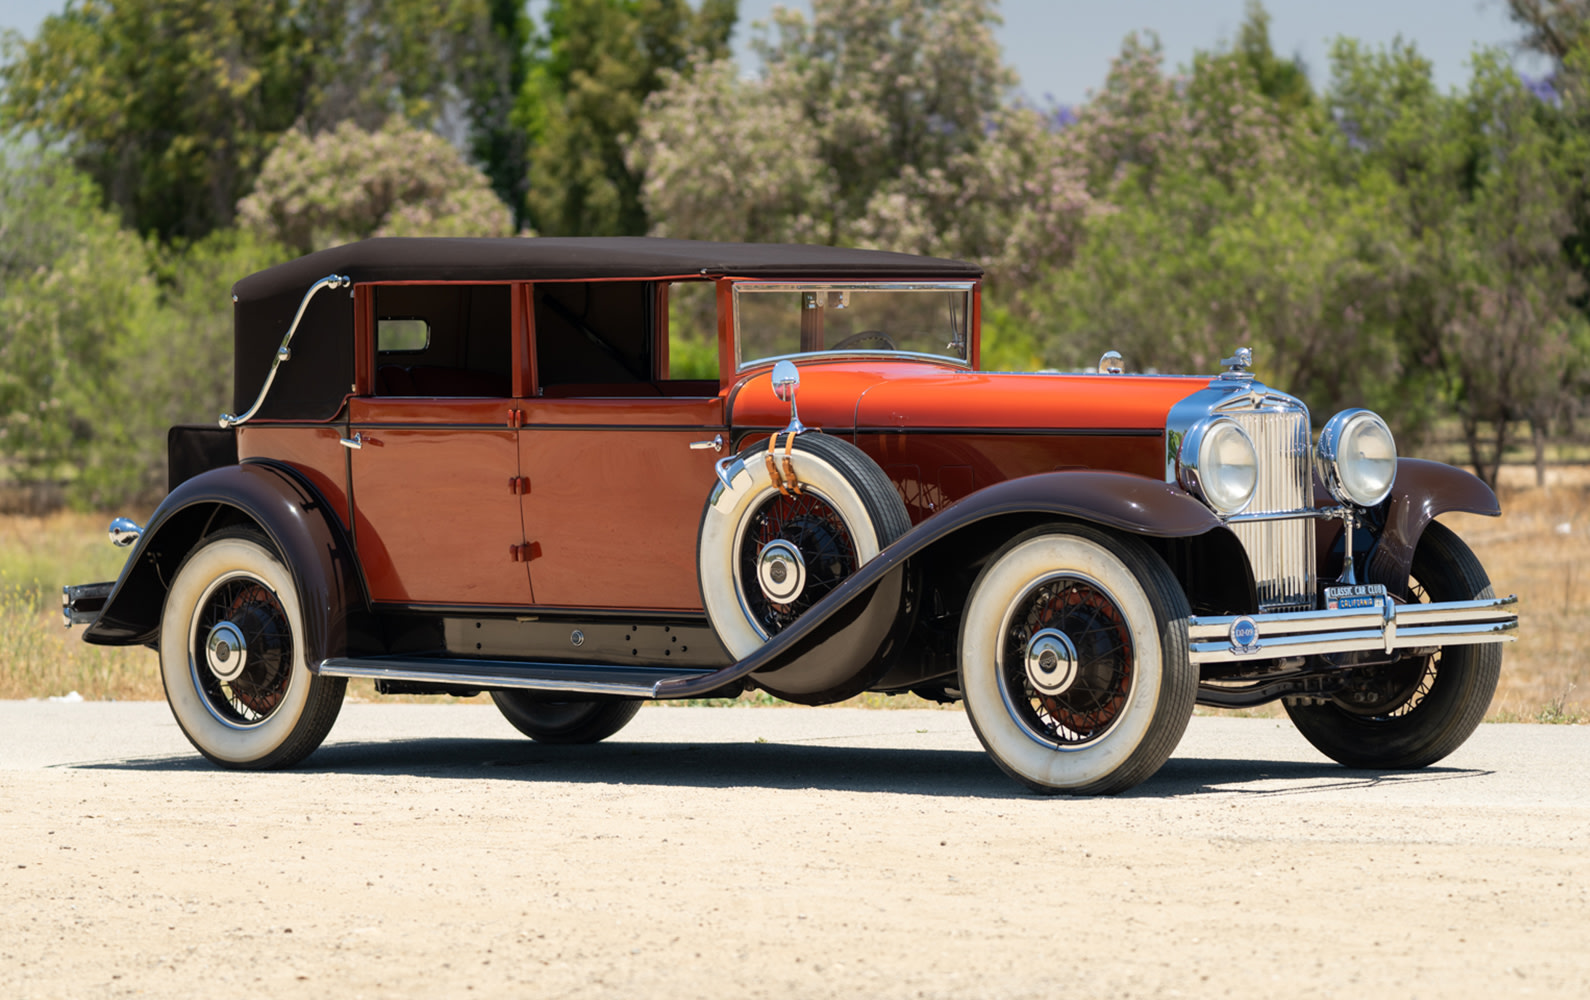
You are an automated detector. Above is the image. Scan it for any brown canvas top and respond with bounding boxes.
[233,237,983,304]
[229,238,981,423]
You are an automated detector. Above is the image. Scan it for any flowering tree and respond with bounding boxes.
[630,0,1091,292]
[237,118,516,255]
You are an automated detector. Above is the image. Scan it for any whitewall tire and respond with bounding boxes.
[698,433,910,659]
[159,529,345,769]
[959,524,1196,795]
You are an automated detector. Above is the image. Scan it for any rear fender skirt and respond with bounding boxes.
[1364,459,1500,592]
[83,462,364,664]
[658,471,1223,700]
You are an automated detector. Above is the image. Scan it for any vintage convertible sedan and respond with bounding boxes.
[64,238,1518,794]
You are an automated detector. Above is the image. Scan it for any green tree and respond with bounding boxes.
[518,0,737,237]
[0,153,290,505]
[0,0,509,243]
[0,158,159,503]
[236,118,516,255]
[468,0,534,230]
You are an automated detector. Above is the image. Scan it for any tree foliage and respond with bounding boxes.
[0,0,514,243]
[633,0,1091,292]
[236,118,516,255]
[0,152,288,505]
[519,0,736,237]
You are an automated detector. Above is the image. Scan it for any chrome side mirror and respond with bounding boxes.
[771,360,800,402]
[770,360,806,434]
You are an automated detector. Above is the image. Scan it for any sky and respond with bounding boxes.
[2,0,1547,109]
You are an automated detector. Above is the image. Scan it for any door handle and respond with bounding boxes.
[689,434,723,453]
[339,433,364,450]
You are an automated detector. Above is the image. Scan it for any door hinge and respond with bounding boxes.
[508,476,531,495]
[507,408,524,429]
[509,541,542,562]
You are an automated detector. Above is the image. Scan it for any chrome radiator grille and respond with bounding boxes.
[1228,407,1316,612]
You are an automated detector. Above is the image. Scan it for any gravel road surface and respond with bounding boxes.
[1,702,1585,999]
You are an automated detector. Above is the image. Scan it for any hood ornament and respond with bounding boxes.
[1220,346,1253,376]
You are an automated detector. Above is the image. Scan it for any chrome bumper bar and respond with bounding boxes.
[1187,595,1518,665]
[62,581,115,628]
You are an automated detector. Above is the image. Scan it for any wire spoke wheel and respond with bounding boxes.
[1002,575,1135,745]
[737,488,858,637]
[159,529,344,769]
[190,573,295,726]
[698,432,910,661]
[959,524,1195,796]
[1284,521,1502,769]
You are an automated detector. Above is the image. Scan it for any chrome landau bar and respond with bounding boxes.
[1186,595,1519,665]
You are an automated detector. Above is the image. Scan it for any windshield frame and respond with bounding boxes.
[730,280,977,373]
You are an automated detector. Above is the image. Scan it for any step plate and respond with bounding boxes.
[316,655,716,698]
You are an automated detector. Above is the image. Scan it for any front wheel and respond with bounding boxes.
[490,692,643,744]
[159,528,345,769]
[1284,521,1501,769]
[959,524,1196,795]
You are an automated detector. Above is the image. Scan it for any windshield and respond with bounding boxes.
[733,282,974,370]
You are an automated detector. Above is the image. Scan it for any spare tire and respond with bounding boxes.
[697,433,911,659]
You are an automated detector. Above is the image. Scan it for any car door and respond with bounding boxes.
[516,396,725,611]
[517,278,725,611]
[347,284,534,607]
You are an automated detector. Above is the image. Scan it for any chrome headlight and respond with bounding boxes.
[1317,409,1396,507]
[1179,418,1258,514]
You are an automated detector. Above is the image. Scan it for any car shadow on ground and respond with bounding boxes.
[70,737,1492,799]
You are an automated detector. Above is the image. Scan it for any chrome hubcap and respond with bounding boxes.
[205,621,248,683]
[1024,627,1079,696]
[756,538,807,604]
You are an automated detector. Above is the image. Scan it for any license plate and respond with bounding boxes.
[1324,583,1387,610]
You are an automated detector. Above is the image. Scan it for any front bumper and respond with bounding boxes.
[62,582,115,627]
[1187,595,1518,665]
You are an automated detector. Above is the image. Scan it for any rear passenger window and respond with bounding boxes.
[377,318,430,353]
[374,285,512,397]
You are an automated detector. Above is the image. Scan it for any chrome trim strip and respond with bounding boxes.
[1186,595,1519,664]
[316,655,713,698]
[220,273,350,428]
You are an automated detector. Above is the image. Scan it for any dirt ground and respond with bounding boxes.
[1,703,1585,1000]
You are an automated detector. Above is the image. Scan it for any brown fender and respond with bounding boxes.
[658,470,1225,700]
[1364,458,1500,591]
[83,462,364,667]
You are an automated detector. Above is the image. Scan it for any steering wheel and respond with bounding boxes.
[831,329,897,351]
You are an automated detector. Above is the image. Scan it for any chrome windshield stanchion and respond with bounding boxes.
[219,273,351,428]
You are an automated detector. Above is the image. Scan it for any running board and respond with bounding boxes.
[315,656,718,698]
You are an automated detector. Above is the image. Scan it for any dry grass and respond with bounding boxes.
[1453,466,1589,723]
[1,481,1583,721]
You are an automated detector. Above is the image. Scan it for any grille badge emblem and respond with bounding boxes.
[1229,616,1261,654]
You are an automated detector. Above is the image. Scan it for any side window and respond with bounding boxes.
[664,281,718,382]
[377,318,430,353]
[533,281,653,392]
[373,285,512,397]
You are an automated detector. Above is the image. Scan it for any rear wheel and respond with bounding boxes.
[159,528,345,769]
[490,692,643,744]
[1284,521,1501,768]
[959,524,1196,795]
